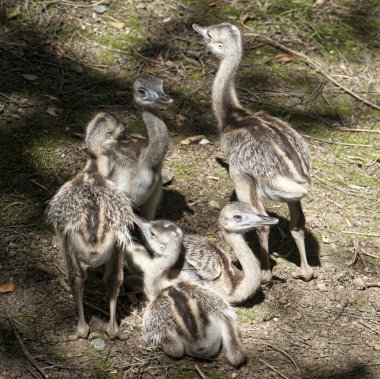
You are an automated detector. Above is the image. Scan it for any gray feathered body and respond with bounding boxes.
[182,234,243,299]
[47,171,134,267]
[143,281,236,359]
[221,109,311,202]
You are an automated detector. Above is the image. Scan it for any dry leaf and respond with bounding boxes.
[180,135,207,145]
[239,12,256,24]
[273,54,296,64]
[22,74,39,81]
[46,107,58,117]
[8,5,21,20]
[207,0,216,7]
[110,22,125,30]
[0,277,16,293]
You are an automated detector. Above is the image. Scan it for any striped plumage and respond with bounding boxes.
[193,22,315,283]
[131,219,247,368]
[47,113,135,340]
[182,202,278,305]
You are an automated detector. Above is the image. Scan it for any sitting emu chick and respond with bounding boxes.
[129,219,247,368]
[110,75,173,219]
[47,113,135,340]
[182,202,279,304]
[193,22,314,283]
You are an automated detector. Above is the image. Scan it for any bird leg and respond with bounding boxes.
[67,260,89,340]
[221,319,247,368]
[256,226,272,285]
[288,201,315,281]
[104,248,125,340]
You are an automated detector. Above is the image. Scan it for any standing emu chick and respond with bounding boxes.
[47,113,135,340]
[182,202,278,304]
[193,22,315,283]
[129,219,247,368]
[110,75,173,219]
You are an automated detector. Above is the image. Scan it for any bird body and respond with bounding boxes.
[129,219,247,367]
[181,202,278,304]
[193,22,315,283]
[47,113,135,340]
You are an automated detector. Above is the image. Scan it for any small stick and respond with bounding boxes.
[7,314,48,379]
[195,364,207,379]
[3,201,24,210]
[30,179,50,193]
[337,127,380,134]
[329,299,349,329]
[366,282,380,288]
[302,134,374,147]
[342,231,380,237]
[358,320,380,336]
[243,30,380,111]
[362,252,380,259]
[263,343,300,376]
[258,358,290,379]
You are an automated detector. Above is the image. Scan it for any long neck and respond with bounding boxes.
[141,110,169,168]
[144,253,177,301]
[223,231,261,303]
[83,154,111,178]
[212,49,243,129]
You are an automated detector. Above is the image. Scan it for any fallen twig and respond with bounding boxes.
[263,343,300,376]
[301,134,374,147]
[30,179,50,193]
[243,30,380,111]
[329,298,349,329]
[258,358,290,379]
[366,282,380,288]
[337,127,380,134]
[7,314,48,379]
[358,320,380,336]
[342,231,380,237]
[195,364,207,379]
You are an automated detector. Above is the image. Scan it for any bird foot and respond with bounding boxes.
[106,325,127,340]
[65,325,90,341]
[261,270,273,286]
[291,266,317,282]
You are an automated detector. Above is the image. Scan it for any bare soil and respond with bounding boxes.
[1,1,379,378]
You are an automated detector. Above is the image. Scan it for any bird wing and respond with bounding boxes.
[183,235,222,281]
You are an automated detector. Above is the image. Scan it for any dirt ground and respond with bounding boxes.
[1,1,380,378]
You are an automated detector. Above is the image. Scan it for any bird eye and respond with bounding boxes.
[105,132,112,139]
[217,43,223,48]
[233,215,242,222]
[160,245,164,250]
[137,88,146,96]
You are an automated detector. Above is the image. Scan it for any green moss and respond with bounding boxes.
[235,307,255,324]
[173,162,189,180]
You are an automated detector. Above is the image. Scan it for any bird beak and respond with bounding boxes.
[157,91,174,104]
[192,24,211,42]
[134,216,149,231]
[245,214,279,228]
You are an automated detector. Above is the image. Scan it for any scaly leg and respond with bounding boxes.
[104,248,125,339]
[232,173,272,284]
[288,201,315,281]
[59,235,90,340]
